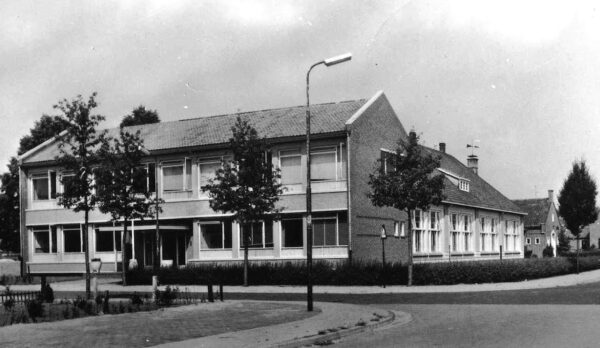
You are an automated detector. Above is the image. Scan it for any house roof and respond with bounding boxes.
[512,198,551,226]
[20,98,368,165]
[425,148,525,215]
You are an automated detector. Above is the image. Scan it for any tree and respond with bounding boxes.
[55,93,106,299]
[120,106,160,128]
[95,128,160,285]
[0,115,69,252]
[201,116,283,286]
[557,227,571,256]
[558,160,598,273]
[368,131,445,286]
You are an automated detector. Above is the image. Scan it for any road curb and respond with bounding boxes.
[272,309,411,348]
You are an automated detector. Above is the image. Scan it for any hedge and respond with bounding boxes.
[126,256,600,286]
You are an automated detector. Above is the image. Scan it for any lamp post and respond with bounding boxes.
[90,258,102,299]
[380,224,387,288]
[306,52,352,312]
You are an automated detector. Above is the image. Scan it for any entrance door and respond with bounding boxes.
[134,231,155,268]
[161,231,188,267]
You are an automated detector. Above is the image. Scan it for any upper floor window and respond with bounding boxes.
[132,163,156,194]
[32,171,57,200]
[162,159,192,192]
[279,150,302,185]
[199,158,222,196]
[381,149,396,174]
[311,145,346,182]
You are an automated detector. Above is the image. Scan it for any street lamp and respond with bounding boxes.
[380,224,387,288]
[306,52,352,312]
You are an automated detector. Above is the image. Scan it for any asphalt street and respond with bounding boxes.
[336,304,600,348]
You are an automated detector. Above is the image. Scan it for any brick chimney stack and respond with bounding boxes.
[548,189,554,202]
[467,155,479,175]
[439,143,446,153]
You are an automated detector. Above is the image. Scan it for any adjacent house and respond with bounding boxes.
[512,190,560,257]
[18,91,525,275]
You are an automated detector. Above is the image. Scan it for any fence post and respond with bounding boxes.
[207,283,214,303]
[219,284,224,302]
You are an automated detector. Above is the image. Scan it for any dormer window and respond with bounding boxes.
[459,179,470,192]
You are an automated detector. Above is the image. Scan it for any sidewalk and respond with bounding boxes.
[0,300,402,348]
[8,268,600,294]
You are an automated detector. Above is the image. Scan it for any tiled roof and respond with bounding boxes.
[22,99,367,164]
[512,198,551,226]
[424,148,525,214]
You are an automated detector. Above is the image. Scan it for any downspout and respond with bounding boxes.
[346,130,352,263]
[18,164,25,278]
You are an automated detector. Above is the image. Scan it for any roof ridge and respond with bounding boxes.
[176,98,368,123]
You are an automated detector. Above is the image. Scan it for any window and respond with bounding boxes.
[480,217,498,252]
[241,222,273,248]
[200,222,232,249]
[281,217,303,248]
[32,226,57,254]
[199,158,221,194]
[459,179,470,192]
[32,171,57,200]
[412,210,441,253]
[95,229,122,252]
[162,159,192,192]
[450,213,473,252]
[504,220,519,251]
[525,238,531,245]
[311,148,337,181]
[535,238,540,245]
[381,149,396,174]
[279,150,302,185]
[313,217,339,246]
[412,210,425,252]
[133,163,157,193]
[63,225,82,253]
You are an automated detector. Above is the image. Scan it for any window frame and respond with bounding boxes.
[450,212,474,252]
[312,215,343,247]
[161,158,192,192]
[279,149,303,185]
[32,225,57,254]
[198,157,223,197]
[62,225,84,253]
[199,221,231,250]
[31,170,57,201]
[240,221,274,249]
[310,146,339,182]
[281,217,304,248]
[95,228,122,253]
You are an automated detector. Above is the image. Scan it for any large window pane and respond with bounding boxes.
[33,174,49,200]
[280,156,302,184]
[313,218,337,246]
[63,226,82,253]
[185,158,192,190]
[33,228,50,253]
[265,222,273,248]
[282,219,303,248]
[200,224,223,249]
[199,162,220,188]
[249,222,262,248]
[311,151,336,181]
[163,166,183,191]
[96,230,114,252]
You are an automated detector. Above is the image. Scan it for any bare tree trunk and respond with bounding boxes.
[84,208,91,299]
[577,237,580,274]
[407,209,414,286]
[122,219,128,286]
[243,225,249,287]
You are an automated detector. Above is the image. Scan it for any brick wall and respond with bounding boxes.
[347,92,410,263]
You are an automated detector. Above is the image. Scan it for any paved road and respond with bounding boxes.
[336,304,600,348]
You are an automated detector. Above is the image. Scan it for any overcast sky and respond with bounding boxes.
[2,0,599,200]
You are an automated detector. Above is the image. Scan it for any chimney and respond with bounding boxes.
[467,155,478,175]
[548,189,554,202]
[439,143,446,153]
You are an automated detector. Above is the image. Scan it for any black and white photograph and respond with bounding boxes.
[1,1,600,347]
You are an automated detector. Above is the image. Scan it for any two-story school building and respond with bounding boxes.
[18,91,525,275]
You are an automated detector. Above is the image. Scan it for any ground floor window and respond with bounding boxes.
[200,222,232,249]
[241,221,273,248]
[282,217,303,248]
[313,214,348,246]
[95,229,122,252]
[32,226,57,254]
[63,225,83,253]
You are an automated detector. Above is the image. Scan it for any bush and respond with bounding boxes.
[128,256,600,286]
[25,299,43,322]
[155,286,179,307]
[542,246,554,258]
[40,284,54,303]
